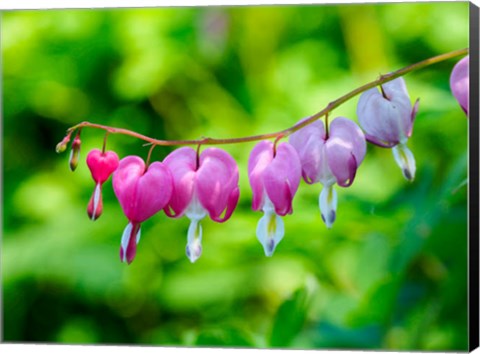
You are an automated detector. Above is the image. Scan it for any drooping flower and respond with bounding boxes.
[450,55,469,116]
[289,117,366,228]
[112,156,173,264]
[163,147,240,263]
[356,77,419,181]
[86,149,119,221]
[248,140,301,256]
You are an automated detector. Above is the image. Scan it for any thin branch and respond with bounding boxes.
[61,48,468,148]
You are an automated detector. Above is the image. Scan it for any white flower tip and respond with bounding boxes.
[319,185,337,228]
[186,241,202,263]
[120,223,141,264]
[392,144,416,182]
[403,168,414,182]
[256,212,284,257]
[321,210,336,229]
[265,238,278,257]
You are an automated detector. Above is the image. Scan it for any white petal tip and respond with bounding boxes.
[256,211,284,257]
[319,186,337,228]
[263,238,277,257]
[403,168,415,181]
[186,243,202,263]
[321,210,336,228]
[393,144,416,182]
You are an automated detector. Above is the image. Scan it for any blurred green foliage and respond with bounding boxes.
[2,3,469,350]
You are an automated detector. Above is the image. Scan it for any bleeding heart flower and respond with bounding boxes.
[163,147,240,263]
[86,149,119,221]
[356,77,419,181]
[112,156,173,264]
[450,55,469,116]
[289,117,366,228]
[248,140,301,256]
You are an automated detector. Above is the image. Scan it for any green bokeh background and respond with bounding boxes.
[2,2,470,350]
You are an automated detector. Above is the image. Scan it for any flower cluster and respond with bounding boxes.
[58,55,469,265]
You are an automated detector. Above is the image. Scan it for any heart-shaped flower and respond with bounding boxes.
[163,147,240,263]
[450,55,469,116]
[86,149,119,221]
[356,77,419,181]
[289,117,366,228]
[112,155,173,264]
[248,140,301,256]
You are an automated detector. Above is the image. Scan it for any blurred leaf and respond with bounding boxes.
[349,278,400,326]
[299,321,382,349]
[269,287,310,347]
[194,325,255,347]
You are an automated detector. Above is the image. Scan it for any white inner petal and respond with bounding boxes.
[120,222,133,263]
[392,143,416,181]
[319,185,337,228]
[256,196,285,257]
[185,193,208,220]
[318,146,336,186]
[91,183,101,220]
[185,193,207,263]
[186,219,203,263]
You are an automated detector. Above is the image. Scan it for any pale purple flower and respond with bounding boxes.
[113,156,173,264]
[289,117,366,228]
[248,140,301,256]
[357,77,419,181]
[450,55,469,116]
[164,147,240,263]
[86,149,119,221]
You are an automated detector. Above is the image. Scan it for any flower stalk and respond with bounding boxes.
[57,48,468,150]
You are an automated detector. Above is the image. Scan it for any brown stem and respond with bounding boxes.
[273,134,284,156]
[62,48,468,148]
[102,132,109,154]
[145,144,156,171]
[325,112,329,139]
[195,142,202,170]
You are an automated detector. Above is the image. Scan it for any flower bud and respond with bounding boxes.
[56,135,71,153]
[69,133,81,171]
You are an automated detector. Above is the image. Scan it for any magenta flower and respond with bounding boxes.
[248,140,301,256]
[86,149,119,221]
[450,55,469,116]
[289,117,366,228]
[163,147,240,263]
[356,77,419,181]
[112,156,173,264]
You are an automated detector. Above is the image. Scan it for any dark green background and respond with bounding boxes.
[2,2,470,350]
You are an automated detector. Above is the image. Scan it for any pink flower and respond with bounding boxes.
[289,117,366,228]
[248,140,301,256]
[450,55,469,116]
[356,77,419,181]
[164,147,240,263]
[112,156,173,264]
[86,149,119,221]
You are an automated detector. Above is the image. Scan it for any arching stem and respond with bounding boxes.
[59,48,468,149]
